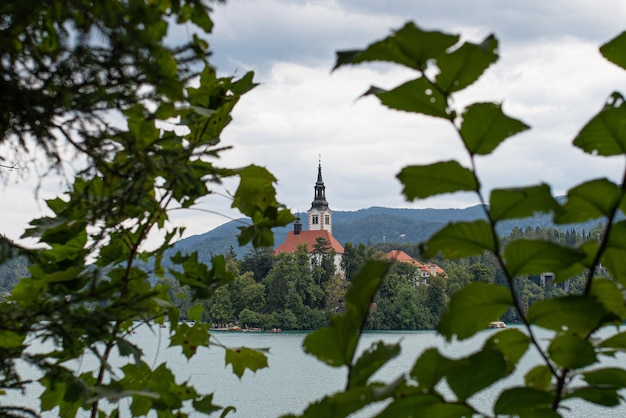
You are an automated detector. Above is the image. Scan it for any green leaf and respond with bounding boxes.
[193,394,222,414]
[600,31,626,70]
[584,367,626,388]
[489,184,559,222]
[334,22,459,71]
[366,78,449,119]
[303,260,391,367]
[590,278,626,320]
[169,322,210,359]
[573,92,626,156]
[0,330,25,349]
[602,221,626,286]
[484,328,530,375]
[460,102,529,155]
[232,165,294,247]
[421,220,495,259]
[294,381,401,418]
[225,346,269,379]
[377,395,474,418]
[565,387,622,407]
[447,349,507,401]
[436,35,499,93]
[525,365,553,390]
[494,387,554,415]
[555,178,620,224]
[350,341,401,388]
[503,240,586,277]
[116,338,143,364]
[548,333,597,369]
[398,161,477,201]
[410,348,454,391]
[188,303,204,323]
[599,331,626,351]
[527,296,610,334]
[438,282,512,341]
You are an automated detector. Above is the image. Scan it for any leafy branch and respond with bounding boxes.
[295,23,626,417]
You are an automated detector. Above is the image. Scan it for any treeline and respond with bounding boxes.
[159,223,607,330]
[0,224,607,329]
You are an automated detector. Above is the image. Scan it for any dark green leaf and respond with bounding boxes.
[421,220,495,259]
[334,22,459,71]
[584,367,626,388]
[350,341,401,388]
[225,346,269,379]
[548,333,597,369]
[525,365,553,390]
[494,387,554,415]
[297,383,398,418]
[170,322,210,359]
[438,282,512,341]
[436,35,499,93]
[377,395,474,418]
[367,78,449,119]
[573,92,626,156]
[599,331,626,351]
[565,387,622,407]
[503,240,586,277]
[193,394,222,414]
[410,348,454,391]
[556,178,620,224]
[484,328,530,375]
[590,278,626,320]
[447,349,507,401]
[0,330,25,349]
[460,102,529,155]
[489,184,559,222]
[116,338,143,364]
[602,221,626,286]
[527,296,610,334]
[398,161,477,201]
[600,31,626,70]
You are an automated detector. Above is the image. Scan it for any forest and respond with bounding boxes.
[145,222,607,331]
[0,224,606,330]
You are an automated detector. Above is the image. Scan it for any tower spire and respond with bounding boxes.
[312,158,328,209]
[308,157,332,232]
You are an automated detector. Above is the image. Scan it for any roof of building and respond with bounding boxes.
[385,250,446,276]
[275,230,344,255]
[385,250,425,267]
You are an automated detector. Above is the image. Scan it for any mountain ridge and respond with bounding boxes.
[170,203,597,262]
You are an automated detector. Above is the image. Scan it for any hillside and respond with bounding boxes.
[169,204,595,261]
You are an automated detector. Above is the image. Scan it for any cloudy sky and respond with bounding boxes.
[3,0,626,247]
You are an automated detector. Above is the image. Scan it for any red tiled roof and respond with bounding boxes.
[275,230,344,255]
[422,263,446,276]
[385,250,425,268]
[386,250,446,276]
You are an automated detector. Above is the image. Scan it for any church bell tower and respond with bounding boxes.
[308,159,332,233]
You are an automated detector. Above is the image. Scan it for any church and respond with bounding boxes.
[274,161,344,271]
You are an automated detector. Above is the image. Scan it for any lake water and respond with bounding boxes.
[7,325,626,417]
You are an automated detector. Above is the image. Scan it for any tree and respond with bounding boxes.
[240,246,276,282]
[292,23,626,418]
[0,1,292,416]
[341,242,373,281]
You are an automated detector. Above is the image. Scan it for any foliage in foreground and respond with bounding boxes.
[0,1,292,417]
[289,23,626,417]
[3,1,626,416]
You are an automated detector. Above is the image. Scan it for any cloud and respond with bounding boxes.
[4,0,626,247]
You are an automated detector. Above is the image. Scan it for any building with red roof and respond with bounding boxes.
[275,161,344,272]
[385,250,446,279]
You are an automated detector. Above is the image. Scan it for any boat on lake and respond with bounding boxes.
[488,321,506,329]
